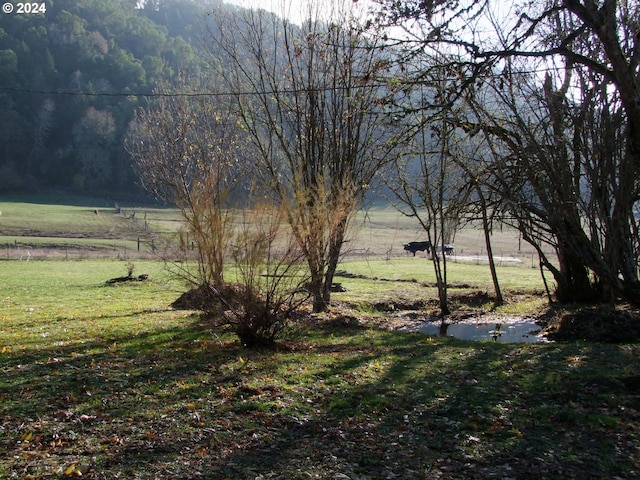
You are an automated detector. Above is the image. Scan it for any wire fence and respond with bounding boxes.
[0,238,162,261]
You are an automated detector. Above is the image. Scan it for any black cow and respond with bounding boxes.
[403,241,431,256]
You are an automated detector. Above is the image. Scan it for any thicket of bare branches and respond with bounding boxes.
[126,85,308,346]
[458,63,637,303]
[204,200,309,347]
[372,0,640,305]
[126,83,238,289]
[207,0,396,312]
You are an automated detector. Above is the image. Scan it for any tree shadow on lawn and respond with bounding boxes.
[1,320,241,475]
[214,334,639,479]
[1,319,229,414]
[1,319,638,479]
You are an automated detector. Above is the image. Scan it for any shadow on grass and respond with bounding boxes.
[1,317,638,479]
[210,332,639,479]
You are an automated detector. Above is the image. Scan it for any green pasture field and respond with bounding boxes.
[0,235,140,252]
[0,198,135,238]
[336,257,545,291]
[2,195,551,305]
[348,206,554,261]
[1,196,553,269]
[0,196,161,259]
[1,260,182,351]
[0,259,638,479]
[331,257,549,314]
[0,195,555,312]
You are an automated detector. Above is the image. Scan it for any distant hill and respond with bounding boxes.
[0,0,225,197]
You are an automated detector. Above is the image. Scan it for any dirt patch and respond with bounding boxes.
[546,305,640,343]
[171,283,253,312]
[171,284,217,310]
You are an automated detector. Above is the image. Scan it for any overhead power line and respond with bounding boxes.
[0,65,577,99]
[0,86,252,98]
[0,84,390,98]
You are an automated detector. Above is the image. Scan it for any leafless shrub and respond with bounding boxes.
[204,201,310,347]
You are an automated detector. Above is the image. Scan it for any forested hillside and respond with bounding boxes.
[0,0,219,196]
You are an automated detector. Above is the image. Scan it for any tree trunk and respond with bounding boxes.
[312,293,329,313]
[431,252,450,316]
[477,187,503,306]
[555,242,596,303]
[309,273,328,313]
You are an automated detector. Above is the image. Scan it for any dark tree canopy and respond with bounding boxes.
[0,0,213,196]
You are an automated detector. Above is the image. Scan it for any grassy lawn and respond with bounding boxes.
[335,257,545,290]
[1,260,638,479]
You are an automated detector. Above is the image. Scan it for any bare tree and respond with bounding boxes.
[447,129,505,307]
[388,73,469,316]
[208,1,395,312]
[220,199,310,347]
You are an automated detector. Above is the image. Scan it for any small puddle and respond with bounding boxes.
[419,319,548,343]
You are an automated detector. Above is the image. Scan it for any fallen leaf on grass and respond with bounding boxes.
[63,463,91,477]
[565,356,583,365]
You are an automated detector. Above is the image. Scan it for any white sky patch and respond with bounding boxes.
[222,0,373,25]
